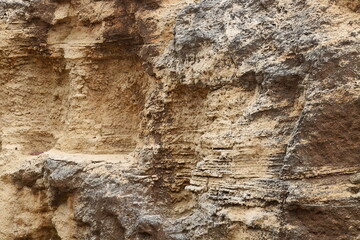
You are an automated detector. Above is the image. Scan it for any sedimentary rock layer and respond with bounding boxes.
[0,0,359,239]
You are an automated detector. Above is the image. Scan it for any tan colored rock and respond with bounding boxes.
[0,0,359,239]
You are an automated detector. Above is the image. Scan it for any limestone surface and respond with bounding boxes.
[0,0,359,239]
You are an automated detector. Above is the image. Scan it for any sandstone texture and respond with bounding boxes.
[0,0,359,239]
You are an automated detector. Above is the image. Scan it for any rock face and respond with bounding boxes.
[0,0,359,239]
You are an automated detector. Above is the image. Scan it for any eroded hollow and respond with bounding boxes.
[333,0,360,12]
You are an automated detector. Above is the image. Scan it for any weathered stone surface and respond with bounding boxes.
[0,0,359,239]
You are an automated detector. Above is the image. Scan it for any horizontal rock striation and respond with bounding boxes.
[0,0,359,239]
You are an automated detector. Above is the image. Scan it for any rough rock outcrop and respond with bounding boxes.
[0,0,359,239]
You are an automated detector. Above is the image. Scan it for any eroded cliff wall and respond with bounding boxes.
[0,0,359,239]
